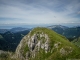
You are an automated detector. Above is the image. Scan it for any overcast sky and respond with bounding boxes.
[0,0,80,26]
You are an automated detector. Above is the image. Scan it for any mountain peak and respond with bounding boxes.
[48,25,69,29]
[13,27,80,60]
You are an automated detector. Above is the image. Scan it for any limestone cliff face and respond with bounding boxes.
[15,31,50,60]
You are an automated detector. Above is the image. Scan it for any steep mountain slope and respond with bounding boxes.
[63,27,80,39]
[13,27,80,60]
[48,25,80,41]
[48,25,69,35]
[72,37,80,47]
[0,30,30,51]
[0,50,11,60]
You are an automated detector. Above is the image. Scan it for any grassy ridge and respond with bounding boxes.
[29,27,80,60]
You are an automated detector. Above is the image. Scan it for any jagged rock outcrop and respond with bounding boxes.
[0,50,7,54]
[60,47,72,55]
[15,31,50,60]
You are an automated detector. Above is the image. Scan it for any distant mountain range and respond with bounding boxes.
[0,27,31,33]
[48,25,69,30]
[0,25,80,52]
[0,29,9,33]
[10,27,30,33]
[48,25,80,41]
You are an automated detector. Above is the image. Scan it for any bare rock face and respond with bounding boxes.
[60,48,66,55]
[60,47,73,55]
[54,42,61,48]
[15,31,50,60]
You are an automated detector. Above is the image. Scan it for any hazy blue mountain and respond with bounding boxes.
[63,26,80,39]
[48,25,80,41]
[0,27,31,34]
[48,25,69,35]
[0,29,9,33]
[48,25,69,30]
[10,27,30,33]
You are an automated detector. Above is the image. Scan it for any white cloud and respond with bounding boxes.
[78,11,80,14]
[0,0,80,25]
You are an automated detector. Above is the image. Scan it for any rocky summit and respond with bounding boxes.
[0,27,80,60]
[13,27,80,60]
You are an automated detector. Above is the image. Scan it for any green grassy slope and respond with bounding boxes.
[72,37,80,47]
[27,27,80,60]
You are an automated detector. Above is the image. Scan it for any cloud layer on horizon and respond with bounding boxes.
[0,0,80,25]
